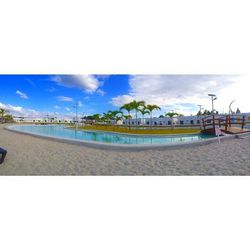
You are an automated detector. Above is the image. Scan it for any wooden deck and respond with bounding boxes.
[201,115,249,135]
[221,127,250,134]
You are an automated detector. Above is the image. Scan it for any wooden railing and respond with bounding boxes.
[202,115,246,133]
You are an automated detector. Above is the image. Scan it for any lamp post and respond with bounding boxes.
[228,100,236,128]
[229,100,236,115]
[72,101,79,129]
[208,94,217,114]
[198,105,204,115]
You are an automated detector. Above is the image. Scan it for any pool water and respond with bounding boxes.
[9,125,215,145]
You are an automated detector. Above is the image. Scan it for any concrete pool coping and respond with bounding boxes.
[5,125,250,151]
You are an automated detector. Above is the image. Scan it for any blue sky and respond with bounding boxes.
[0,74,249,118]
[0,75,130,118]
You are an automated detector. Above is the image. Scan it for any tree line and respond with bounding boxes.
[1,102,218,125]
[0,108,14,123]
[82,100,183,129]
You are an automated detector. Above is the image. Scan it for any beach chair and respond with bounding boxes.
[0,147,7,164]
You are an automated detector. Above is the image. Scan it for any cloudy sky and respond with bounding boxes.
[0,74,249,118]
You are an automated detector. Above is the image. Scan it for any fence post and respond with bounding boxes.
[242,116,245,130]
[225,115,228,132]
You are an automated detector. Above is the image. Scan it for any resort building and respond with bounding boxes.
[122,113,250,126]
[10,113,250,126]
[13,116,74,123]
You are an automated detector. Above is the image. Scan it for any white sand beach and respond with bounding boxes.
[0,124,250,175]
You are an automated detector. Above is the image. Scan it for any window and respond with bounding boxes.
[168,121,171,125]
[180,121,184,125]
[197,120,200,124]
[190,120,194,124]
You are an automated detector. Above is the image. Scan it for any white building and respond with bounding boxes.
[13,116,74,123]
[12,112,250,126]
[122,113,250,126]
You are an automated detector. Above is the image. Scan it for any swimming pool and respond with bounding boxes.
[8,125,215,145]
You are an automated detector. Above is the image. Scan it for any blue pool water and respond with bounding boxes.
[9,125,215,145]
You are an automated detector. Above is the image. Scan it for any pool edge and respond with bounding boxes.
[5,125,244,151]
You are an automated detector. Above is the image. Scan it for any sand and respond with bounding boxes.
[0,124,250,175]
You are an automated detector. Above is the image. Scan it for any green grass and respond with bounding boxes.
[80,125,201,135]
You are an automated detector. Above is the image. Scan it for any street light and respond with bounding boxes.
[72,101,79,128]
[208,94,217,114]
[198,105,204,115]
[229,100,236,115]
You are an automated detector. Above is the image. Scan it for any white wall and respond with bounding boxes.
[122,113,250,126]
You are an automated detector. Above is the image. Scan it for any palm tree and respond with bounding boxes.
[108,110,122,118]
[146,105,161,129]
[120,103,133,129]
[102,112,113,125]
[114,115,123,125]
[165,112,179,128]
[129,100,145,129]
[4,114,14,123]
[138,106,150,126]
[92,114,101,124]
[0,108,9,123]
[108,110,123,125]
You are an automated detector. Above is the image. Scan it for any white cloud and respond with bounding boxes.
[111,75,250,115]
[52,75,103,94]
[111,95,134,107]
[0,102,76,120]
[57,96,74,102]
[65,107,71,111]
[16,90,28,99]
[0,102,41,118]
[54,105,60,109]
[96,89,105,96]
[78,101,83,107]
